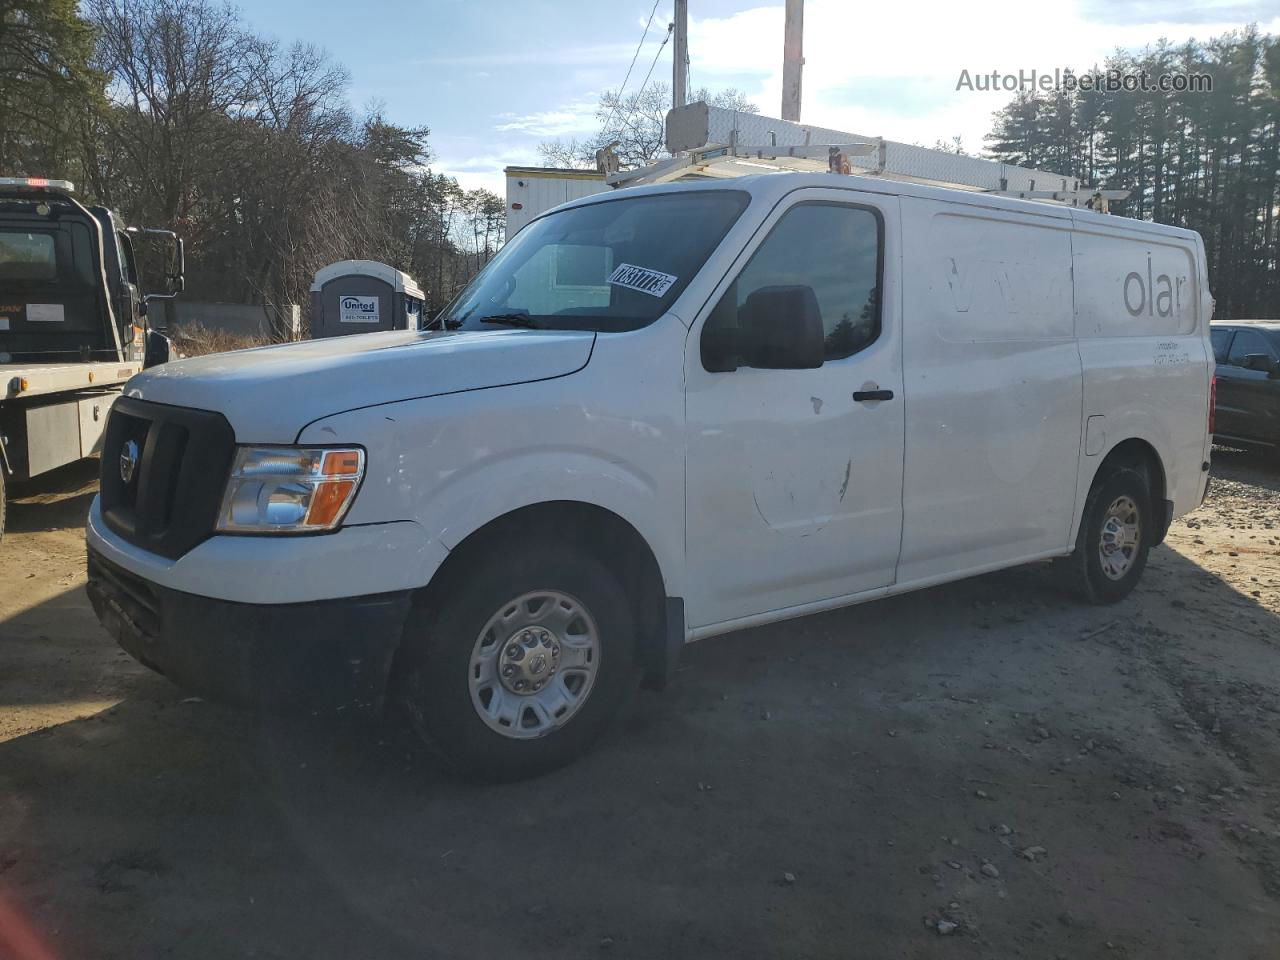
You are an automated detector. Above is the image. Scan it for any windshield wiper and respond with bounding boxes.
[476,312,541,329]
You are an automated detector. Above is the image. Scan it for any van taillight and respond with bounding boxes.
[1209,375,1217,433]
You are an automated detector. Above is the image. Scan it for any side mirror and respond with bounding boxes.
[739,284,825,370]
[701,326,742,372]
[168,237,185,294]
[144,329,172,368]
[1241,353,1278,376]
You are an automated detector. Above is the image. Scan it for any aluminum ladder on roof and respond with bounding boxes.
[607,102,1128,213]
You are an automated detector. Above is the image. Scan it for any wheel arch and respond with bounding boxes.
[408,500,683,689]
[1085,437,1170,544]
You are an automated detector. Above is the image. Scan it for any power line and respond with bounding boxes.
[636,22,673,100]
[602,0,663,137]
[604,22,671,145]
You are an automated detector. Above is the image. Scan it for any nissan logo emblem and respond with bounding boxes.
[119,439,139,484]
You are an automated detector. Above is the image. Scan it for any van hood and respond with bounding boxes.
[126,329,596,442]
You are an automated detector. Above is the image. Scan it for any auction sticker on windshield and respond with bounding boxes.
[607,263,677,298]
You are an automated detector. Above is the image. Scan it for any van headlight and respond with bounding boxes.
[217,446,365,533]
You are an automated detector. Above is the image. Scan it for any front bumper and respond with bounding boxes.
[87,547,412,715]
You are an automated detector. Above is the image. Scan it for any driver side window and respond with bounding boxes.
[702,201,882,370]
[1226,328,1274,367]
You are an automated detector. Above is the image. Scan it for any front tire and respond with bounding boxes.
[1061,467,1152,604]
[395,542,637,781]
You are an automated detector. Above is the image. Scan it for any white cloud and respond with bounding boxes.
[494,97,599,136]
[436,147,545,195]
[416,43,635,68]
[443,168,510,195]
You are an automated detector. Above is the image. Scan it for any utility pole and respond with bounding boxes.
[673,0,688,111]
[781,0,803,122]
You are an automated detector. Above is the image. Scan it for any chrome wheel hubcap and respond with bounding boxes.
[469,590,600,739]
[1098,495,1141,581]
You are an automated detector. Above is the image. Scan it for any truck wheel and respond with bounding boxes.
[395,542,637,781]
[1061,468,1152,604]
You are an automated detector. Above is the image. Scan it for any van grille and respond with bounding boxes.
[99,397,235,559]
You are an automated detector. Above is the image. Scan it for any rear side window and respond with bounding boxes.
[116,231,139,285]
[1226,328,1276,366]
[706,202,882,363]
[0,231,56,281]
[1210,328,1234,363]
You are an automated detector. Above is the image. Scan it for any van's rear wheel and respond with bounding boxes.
[1062,468,1152,604]
[395,542,637,781]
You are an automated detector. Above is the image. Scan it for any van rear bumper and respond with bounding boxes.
[86,547,412,715]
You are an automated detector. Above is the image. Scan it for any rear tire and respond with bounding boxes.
[1060,467,1152,604]
[395,541,637,781]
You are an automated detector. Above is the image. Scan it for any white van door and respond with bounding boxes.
[896,197,1083,583]
[684,190,904,630]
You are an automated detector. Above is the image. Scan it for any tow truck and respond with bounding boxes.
[0,177,182,539]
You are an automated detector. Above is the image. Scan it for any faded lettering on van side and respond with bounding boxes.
[1072,231,1198,337]
[1123,253,1187,319]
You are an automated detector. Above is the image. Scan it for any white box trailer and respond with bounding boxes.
[505,167,610,238]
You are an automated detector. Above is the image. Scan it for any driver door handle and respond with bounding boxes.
[853,389,894,402]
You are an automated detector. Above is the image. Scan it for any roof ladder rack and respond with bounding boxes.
[606,103,1128,211]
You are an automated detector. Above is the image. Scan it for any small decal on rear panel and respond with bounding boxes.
[27,303,65,322]
[607,263,677,298]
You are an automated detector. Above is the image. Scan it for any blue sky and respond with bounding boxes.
[244,0,1280,195]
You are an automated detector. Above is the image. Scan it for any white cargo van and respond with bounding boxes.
[85,174,1213,779]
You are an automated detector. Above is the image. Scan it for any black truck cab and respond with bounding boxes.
[0,177,184,537]
[0,179,182,364]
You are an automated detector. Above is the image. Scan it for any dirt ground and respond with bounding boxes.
[1,453,1279,960]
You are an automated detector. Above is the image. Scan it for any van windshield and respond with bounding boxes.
[439,190,749,333]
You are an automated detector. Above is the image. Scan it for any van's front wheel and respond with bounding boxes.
[396,543,637,781]
[1062,468,1152,604]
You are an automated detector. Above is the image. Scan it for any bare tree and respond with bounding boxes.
[539,83,760,170]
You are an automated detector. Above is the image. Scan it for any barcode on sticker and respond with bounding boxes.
[607,263,677,298]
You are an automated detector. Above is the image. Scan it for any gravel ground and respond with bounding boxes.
[1,451,1278,959]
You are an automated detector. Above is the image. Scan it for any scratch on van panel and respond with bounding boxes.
[752,490,769,525]
[838,459,851,502]
[810,396,823,414]
[946,257,972,312]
